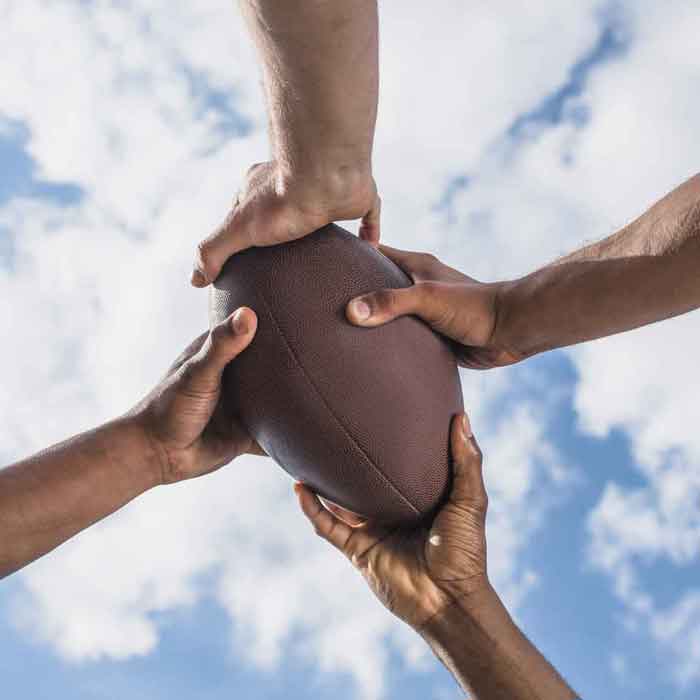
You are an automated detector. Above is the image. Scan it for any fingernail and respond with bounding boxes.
[462,413,473,438]
[232,309,249,335]
[350,298,371,321]
[191,269,207,287]
[429,533,442,547]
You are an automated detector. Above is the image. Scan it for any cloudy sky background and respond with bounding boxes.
[1,1,699,698]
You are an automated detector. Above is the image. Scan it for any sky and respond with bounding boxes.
[1,1,699,698]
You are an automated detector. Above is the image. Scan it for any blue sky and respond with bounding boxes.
[1,2,699,699]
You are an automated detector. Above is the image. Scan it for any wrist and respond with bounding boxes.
[112,415,166,491]
[422,581,502,637]
[492,277,550,361]
[273,158,375,215]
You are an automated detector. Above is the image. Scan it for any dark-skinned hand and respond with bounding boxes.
[295,413,490,631]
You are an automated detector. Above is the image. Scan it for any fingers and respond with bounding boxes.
[318,496,367,527]
[448,413,487,509]
[191,206,253,287]
[295,484,377,559]
[295,483,356,552]
[377,244,425,278]
[182,307,257,394]
[358,193,382,246]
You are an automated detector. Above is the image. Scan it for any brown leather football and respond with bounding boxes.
[209,224,463,526]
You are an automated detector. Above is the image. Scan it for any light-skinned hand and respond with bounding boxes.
[192,161,381,286]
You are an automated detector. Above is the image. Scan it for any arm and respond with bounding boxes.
[421,586,575,699]
[295,415,577,699]
[193,0,380,285]
[0,308,259,578]
[499,172,700,357]
[343,173,700,368]
[242,0,378,191]
[0,420,160,578]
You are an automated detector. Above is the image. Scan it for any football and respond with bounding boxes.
[209,225,463,526]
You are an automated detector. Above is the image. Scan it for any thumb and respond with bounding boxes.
[346,282,446,328]
[184,307,257,394]
[447,412,487,510]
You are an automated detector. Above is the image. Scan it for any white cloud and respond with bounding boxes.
[652,591,700,687]
[411,0,700,688]
[8,0,681,697]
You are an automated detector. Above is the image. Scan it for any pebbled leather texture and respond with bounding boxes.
[209,224,463,526]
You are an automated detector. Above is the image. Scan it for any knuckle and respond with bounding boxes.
[373,288,397,314]
[196,238,212,259]
[196,238,218,276]
[246,161,264,178]
[414,281,442,313]
[177,358,198,386]
[417,280,439,299]
[470,440,484,465]
[210,322,231,346]
[417,251,439,267]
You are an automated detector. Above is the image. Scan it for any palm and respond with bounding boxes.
[344,524,447,628]
[296,414,489,630]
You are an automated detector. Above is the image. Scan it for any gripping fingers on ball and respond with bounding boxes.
[376,244,422,276]
[448,413,488,510]
[294,484,376,561]
[192,206,254,286]
[184,308,257,392]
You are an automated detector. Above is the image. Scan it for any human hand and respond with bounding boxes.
[191,161,381,286]
[130,307,264,485]
[295,412,490,631]
[345,245,524,369]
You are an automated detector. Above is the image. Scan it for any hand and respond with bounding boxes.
[192,161,381,286]
[295,413,490,631]
[130,307,264,485]
[345,245,524,369]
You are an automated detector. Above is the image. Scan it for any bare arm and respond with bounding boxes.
[343,173,700,369]
[241,0,378,187]
[499,173,700,358]
[421,586,575,699]
[0,420,160,578]
[193,1,380,284]
[0,309,258,578]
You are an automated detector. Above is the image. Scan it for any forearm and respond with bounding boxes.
[240,0,378,183]
[499,173,700,357]
[0,418,160,578]
[421,585,576,700]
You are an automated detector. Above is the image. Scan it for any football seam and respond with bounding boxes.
[258,290,420,517]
